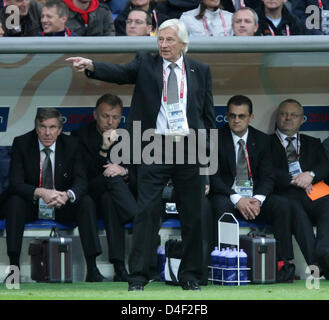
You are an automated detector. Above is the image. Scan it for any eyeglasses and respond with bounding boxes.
[126,19,146,25]
[227,113,249,120]
[279,112,303,119]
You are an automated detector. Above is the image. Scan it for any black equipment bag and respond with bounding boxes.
[28,227,73,283]
[164,239,182,285]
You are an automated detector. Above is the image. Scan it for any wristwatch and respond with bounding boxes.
[66,190,75,202]
[309,171,315,179]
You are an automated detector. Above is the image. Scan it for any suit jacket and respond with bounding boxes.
[86,52,216,138]
[270,132,329,192]
[9,130,87,202]
[71,121,107,182]
[210,125,274,197]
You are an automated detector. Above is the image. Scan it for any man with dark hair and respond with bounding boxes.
[271,98,329,278]
[40,0,75,36]
[4,108,106,282]
[209,95,297,282]
[63,0,115,36]
[71,94,139,281]
[0,0,42,36]
[126,8,153,36]
[255,0,305,35]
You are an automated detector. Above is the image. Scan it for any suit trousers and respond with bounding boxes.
[89,174,137,264]
[278,187,329,262]
[5,194,102,262]
[210,194,294,261]
[129,162,206,285]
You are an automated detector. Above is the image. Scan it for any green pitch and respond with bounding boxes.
[0,280,328,300]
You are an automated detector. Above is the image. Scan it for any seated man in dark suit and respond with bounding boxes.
[5,108,105,282]
[71,94,139,281]
[271,98,329,278]
[209,95,296,281]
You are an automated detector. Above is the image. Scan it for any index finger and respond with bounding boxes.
[65,57,81,62]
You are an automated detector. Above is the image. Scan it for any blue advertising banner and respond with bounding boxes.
[0,107,9,132]
[302,106,329,131]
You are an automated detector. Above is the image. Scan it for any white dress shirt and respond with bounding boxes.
[230,130,266,206]
[156,55,187,135]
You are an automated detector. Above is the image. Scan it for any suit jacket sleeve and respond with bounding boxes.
[9,136,37,201]
[86,53,141,84]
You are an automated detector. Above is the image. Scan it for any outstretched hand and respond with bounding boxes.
[66,56,94,73]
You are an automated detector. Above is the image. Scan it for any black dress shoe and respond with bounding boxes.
[128,283,144,291]
[113,263,129,282]
[113,269,129,282]
[85,268,109,282]
[181,281,201,291]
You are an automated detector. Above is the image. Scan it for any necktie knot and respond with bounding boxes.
[285,136,295,143]
[43,147,51,157]
[169,63,176,71]
[238,139,245,147]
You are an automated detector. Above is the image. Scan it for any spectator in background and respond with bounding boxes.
[99,0,129,14]
[126,8,153,36]
[0,0,42,36]
[291,0,329,35]
[40,0,76,36]
[255,0,305,35]
[221,0,260,12]
[179,0,233,36]
[63,0,115,36]
[114,0,168,36]
[232,6,259,35]
[155,0,200,19]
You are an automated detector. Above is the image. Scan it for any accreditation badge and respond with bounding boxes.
[38,198,55,220]
[165,103,189,136]
[321,10,329,34]
[288,161,302,177]
[234,180,253,198]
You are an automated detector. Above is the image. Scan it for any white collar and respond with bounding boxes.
[38,140,56,153]
[276,129,298,142]
[163,55,184,70]
[231,129,249,146]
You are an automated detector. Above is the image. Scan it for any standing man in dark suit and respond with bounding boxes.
[5,108,105,282]
[71,93,138,281]
[209,95,296,281]
[67,18,216,291]
[271,98,329,278]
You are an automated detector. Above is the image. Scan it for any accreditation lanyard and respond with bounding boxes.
[268,24,290,36]
[38,154,55,187]
[152,9,158,35]
[202,10,228,36]
[162,62,185,104]
[232,0,245,9]
[275,130,300,159]
[241,144,253,180]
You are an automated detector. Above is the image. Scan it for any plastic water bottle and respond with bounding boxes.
[239,249,248,285]
[157,246,165,281]
[211,247,221,284]
[225,248,238,286]
[218,248,227,283]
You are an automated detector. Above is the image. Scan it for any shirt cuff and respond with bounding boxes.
[253,195,266,206]
[230,193,242,206]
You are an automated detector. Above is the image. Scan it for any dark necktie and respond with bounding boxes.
[285,137,297,163]
[236,139,248,183]
[42,147,53,189]
[167,63,179,104]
